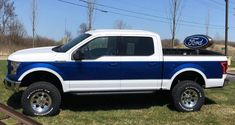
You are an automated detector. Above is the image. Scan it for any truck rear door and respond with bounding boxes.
[119,36,163,90]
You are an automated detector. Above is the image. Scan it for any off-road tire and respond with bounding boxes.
[172,80,205,112]
[21,82,61,116]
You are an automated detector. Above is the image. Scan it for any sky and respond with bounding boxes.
[14,0,235,42]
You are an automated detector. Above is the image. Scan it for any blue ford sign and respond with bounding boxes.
[184,35,213,49]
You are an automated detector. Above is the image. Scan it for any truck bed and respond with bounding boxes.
[163,48,223,56]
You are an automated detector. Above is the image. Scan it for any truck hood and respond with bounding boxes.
[8,46,58,62]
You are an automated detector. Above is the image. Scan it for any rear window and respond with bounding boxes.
[119,37,154,56]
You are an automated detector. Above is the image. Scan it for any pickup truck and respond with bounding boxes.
[4,30,228,116]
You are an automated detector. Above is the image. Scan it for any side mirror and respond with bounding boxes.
[73,50,83,60]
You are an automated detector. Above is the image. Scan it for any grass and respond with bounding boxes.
[1,60,235,125]
[230,61,235,68]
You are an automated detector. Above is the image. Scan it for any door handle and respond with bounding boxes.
[148,62,157,66]
[109,62,118,67]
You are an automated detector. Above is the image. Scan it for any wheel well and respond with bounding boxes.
[170,71,205,90]
[20,71,63,93]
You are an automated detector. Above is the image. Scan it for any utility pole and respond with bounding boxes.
[169,0,182,48]
[234,8,235,16]
[205,9,210,36]
[87,0,94,31]
[32,0,36,48]
[172,0,177,48]
[225,0,229,56]
[64,18,68,44]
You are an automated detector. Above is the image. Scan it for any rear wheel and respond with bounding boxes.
[21,82,61,116]
[172,80,205,112]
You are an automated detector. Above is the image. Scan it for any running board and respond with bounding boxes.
[71,90,156,95]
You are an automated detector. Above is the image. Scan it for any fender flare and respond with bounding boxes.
[18,68,67,92]
[170,68,207,85]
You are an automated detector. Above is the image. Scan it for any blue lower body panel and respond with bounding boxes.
[10,61,223,81]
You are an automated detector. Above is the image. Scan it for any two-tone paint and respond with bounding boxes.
[6,30,227,92]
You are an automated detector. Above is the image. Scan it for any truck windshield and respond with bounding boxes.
[52,34,91,52]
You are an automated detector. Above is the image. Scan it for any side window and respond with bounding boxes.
[79,36,117,59]
[120,37,154,56]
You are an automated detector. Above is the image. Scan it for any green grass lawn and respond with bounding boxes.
[1,60,235,125]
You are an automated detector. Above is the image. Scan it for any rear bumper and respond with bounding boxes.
[205,74,227,89]
[3,77,21,92]
[206,80,228,89]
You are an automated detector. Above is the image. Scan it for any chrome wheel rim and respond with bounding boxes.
[30,91,52,114]
[180,88,199,108]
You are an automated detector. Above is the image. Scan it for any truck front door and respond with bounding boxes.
[70,36,121,91]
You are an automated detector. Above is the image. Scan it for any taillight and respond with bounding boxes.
[220,61,228,74]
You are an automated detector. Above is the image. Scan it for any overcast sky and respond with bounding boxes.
[14,0,235,41]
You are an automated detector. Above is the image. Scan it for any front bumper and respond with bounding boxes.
[3,77,21,92]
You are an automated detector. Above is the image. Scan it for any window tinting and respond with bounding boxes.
[120,37,154,56]
[78,36,117,59]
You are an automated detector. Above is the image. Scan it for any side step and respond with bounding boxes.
[71,90,156,95]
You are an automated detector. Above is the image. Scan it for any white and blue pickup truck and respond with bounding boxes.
[4,30,228,116]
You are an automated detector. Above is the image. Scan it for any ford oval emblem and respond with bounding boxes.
[184,35,213,49]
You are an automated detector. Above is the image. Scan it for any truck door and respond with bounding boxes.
[119,36,162,90]
[70,36,121,91]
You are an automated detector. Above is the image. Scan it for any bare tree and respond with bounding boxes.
[31,0,37,47]
[0,0,16,35]
[0,0,18,51]
[87,0,95,31]
[8,19,26,38]
[114,20,128,29]
[169,0,182,48]
[79,23,88,34]
[8,19,26,48]
[205,9,210,36]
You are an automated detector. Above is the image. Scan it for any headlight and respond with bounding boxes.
[10,61,20,75]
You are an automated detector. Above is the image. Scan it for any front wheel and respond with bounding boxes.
[172,80,205,112]
[21,82,61,116]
